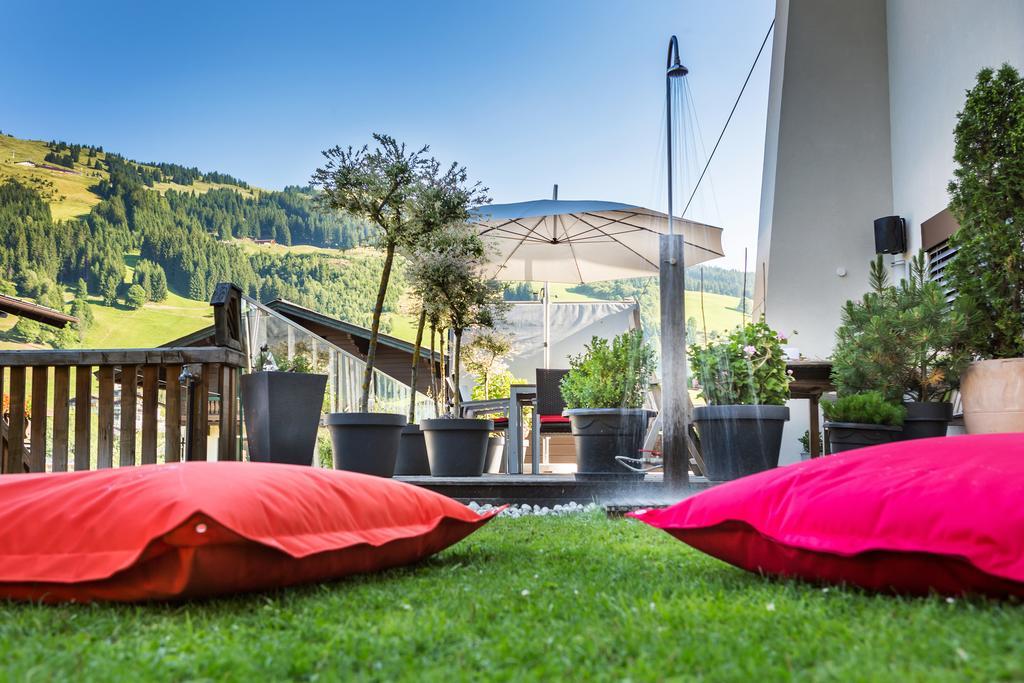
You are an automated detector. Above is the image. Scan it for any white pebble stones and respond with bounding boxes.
[467,501,600,518]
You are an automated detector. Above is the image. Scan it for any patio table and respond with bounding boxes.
[786,360,834,458]
[506,384,539,475]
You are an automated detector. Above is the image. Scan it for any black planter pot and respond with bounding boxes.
[565,408,653,481]
[394,424,431,475]
[421,418,493,477]
[901,402,953,440]
[240,372,327,466]
[484,436,506,474]
[692,405,790,481]
[825,421,902,453]
[325,412,406,477]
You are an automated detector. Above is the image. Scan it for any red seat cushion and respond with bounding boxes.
[0,462,499,603]
[629,434,1024,597]
[539,414,570,424]
[491,417,508,428]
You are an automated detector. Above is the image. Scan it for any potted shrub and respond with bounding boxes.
[689,318,792,481]
[560,330,657,481]
[409,224,508,477]
[312,134,487,475]
[241,347,327,466]
[831,254,970,439]
[797,430,822,461]
[946,65,1024,433]
[821,391,906,453]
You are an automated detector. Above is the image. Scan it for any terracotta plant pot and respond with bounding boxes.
[960,358,1024,434]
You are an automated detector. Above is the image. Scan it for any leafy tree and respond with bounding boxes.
[947,63,1024,359]
[5,318,44,344]
[503,282,536,301]
[70,298,94,336]
[462,331,513,400]
[75,278,88,298]
[125,284,147,310]
[407,223,507,413]
[312,134,487,413]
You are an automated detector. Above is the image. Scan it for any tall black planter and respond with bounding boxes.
[565,408,653,481]
[240,372,327,466]
[901,402,953,440]
[394,424,430,476]
[693,405,789,481]
[825,421,902,453]
[325,412,406,477]
[421,418,493,477]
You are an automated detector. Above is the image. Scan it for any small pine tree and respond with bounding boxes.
[125,284,147,310]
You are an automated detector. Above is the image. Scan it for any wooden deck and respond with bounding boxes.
[395,473,716,507]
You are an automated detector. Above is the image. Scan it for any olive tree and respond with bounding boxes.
[311,134,486,412]
[408,224,508,414]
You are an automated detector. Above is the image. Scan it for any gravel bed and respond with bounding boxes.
[469,501,600,518]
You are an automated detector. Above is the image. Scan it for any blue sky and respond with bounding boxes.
[2,0,775,269]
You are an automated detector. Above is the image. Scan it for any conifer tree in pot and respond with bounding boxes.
[945,65,1024,433]
[831,254,971,439]
[312,135,487,476]
[689,319,792,481]
[409,224,508,477]
[560,330,657,481]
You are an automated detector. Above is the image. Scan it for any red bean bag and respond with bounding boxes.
[630,434,1024,597]
[0,461,499,603]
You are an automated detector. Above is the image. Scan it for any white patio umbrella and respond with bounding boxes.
[468,196,724,367]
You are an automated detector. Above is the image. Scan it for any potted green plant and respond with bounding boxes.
[689,318,792,481]
[821,391,906,453]
[560,330,657,481]
[797,430,822,461]
[410,224,508,477]
[241,346,327,466]
[946,65,1024,433]
[831,254,970,439]
[312,134,487,476]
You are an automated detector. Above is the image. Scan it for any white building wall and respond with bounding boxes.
[887,0,1024,256]
[756,0,1024,462]
[755,0,893,361]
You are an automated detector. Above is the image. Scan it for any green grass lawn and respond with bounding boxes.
[0,513,1019,681]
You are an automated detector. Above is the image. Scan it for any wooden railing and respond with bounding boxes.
[0,347,246,474]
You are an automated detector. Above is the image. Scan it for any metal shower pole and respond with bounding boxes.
[660,36,691,490]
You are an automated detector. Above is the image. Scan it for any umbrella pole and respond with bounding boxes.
[543,281,550,369]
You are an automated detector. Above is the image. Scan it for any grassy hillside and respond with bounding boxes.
[0,130,748,354]
[80,291,212,348]
[0,134,107,219]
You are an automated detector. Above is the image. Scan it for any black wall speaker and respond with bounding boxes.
[873,216,906,254]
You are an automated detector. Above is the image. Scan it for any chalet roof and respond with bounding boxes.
[161,299,440,362]
[0,294,78,329]
[264,299,439,362]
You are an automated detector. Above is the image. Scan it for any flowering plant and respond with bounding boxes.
[688,318,792,406]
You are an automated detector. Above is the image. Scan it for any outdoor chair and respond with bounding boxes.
[535,369,571,433]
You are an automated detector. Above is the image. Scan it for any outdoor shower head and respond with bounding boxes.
[666,35,689,78]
